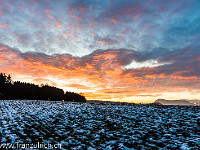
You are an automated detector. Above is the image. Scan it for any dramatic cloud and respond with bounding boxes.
[0,0,200,102]
[0,43,200,102]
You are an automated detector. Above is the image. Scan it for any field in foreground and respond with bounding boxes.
[0,100,200,149]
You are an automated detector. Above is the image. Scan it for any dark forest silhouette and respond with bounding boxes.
[0,73,86,102]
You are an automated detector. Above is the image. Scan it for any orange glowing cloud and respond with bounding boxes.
[55,20,62,28]
[33,78,57,86]
[111,18,117,24]
[63,33,78,39]
[0,24,8,29]
[45,9,62,29]
[65,84,93,90]
[69,8,82,21]
[91,33,95,38]
[0,44,200,102]
[97,40,109,45]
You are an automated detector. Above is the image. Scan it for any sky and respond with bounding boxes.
[0,0,200,103]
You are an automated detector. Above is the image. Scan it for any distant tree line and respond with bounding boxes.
[0,73,86,102]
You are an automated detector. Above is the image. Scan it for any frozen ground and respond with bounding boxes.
[0,100,200,149]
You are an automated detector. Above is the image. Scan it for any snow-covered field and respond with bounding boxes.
[0,100,200,149]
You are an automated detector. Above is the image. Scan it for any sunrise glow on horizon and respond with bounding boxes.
[0,0,200,103]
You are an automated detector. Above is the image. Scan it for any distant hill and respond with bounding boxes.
[155,99,200,106]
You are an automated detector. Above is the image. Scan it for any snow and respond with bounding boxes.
[0,100,200,149]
